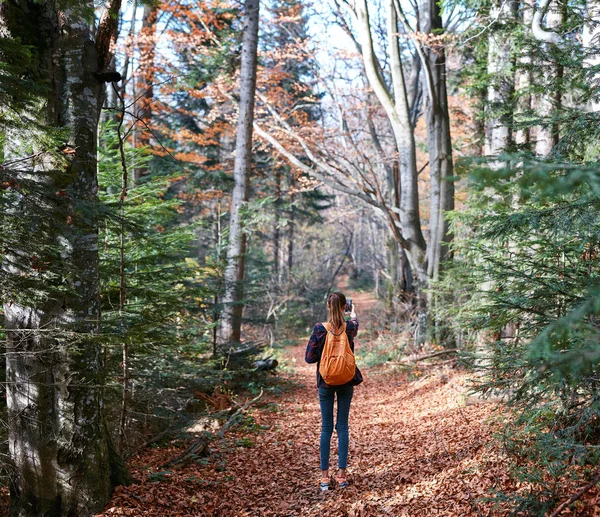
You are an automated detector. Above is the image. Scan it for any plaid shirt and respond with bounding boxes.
[305,318,362,388]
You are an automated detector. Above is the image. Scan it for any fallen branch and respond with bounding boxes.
[224,341,267,369]
[548,472,600,517]
[160,389,264,469]
[404,349,458,363]
[217,389,263,438]
[418,358,457,367]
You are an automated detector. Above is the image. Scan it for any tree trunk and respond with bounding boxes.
[217,0,260,350]
[273,167,281,285]
[105,9,123,128]
[388,237,400,300]
[1,1,128,515]
[133,3,158,180]
[485,0,517,156]
[353,0,427,287]
[287,188,295,289]
[421,0,455,284]
[418,0,455,343]
[515,0,535,145]
[534,0,563,156]
[478,0,516,371]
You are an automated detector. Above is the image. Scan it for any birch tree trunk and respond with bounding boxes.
[217,0,260,350]
[534,0,563,156]
[1,1,128,515]
[486,0,517,156]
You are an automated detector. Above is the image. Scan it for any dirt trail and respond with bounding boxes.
[98,286,508,517]
[336,274,378,313]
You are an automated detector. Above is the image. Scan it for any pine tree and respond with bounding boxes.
[439,0,600,509]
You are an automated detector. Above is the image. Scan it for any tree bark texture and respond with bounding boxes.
[420,0,455,283]
[1,1,127,515]
[485,0,517,156]
[534,0,563,156]
[218,0,260,350]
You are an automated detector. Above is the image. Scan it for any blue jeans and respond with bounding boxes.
[318,384,353,470]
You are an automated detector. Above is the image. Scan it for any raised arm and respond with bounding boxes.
[346,303,359,339]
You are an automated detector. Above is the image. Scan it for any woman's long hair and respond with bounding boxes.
[327,292,346,331]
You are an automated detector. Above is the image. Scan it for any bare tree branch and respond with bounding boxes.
[532,0,563,44]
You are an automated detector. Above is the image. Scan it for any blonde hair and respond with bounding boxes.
[327,292,346,331]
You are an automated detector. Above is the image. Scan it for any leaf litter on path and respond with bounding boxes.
[95,333,513,517]
[96,283,600,516]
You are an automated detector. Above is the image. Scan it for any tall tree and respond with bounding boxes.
[514,0,535,146]
[254,0,456,341]
[218,0,260,348]
[420,0,455,285]
[0,1,129,515]
[273,167,282,283]
[532,0,563,156]
[353,0,428,290]
[583,0,600,112]
[263,0,320,292]
[486,0,517,156]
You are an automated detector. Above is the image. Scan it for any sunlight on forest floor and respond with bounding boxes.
[95,360,503,515]
[90,288,461,515]
[2,281,598,516]
[90,283,600,516]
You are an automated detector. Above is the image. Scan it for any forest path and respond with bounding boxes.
[335,273,378,313]
[99,285,507,517]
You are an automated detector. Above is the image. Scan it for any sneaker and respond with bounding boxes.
[336,476,349,488]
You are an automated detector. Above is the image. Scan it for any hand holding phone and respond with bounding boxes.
[345,298,352,313]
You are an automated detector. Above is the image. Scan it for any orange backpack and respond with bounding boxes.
[319,322,356,386]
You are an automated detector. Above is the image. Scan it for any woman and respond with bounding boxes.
[305,291,363,492]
